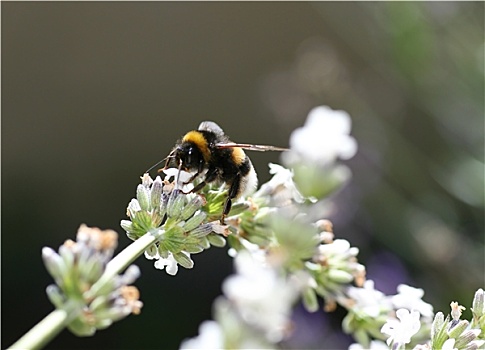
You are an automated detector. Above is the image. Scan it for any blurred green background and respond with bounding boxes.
[2,2,483,349]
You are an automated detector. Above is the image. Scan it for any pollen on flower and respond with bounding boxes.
[141,173,153,186]
[63,239,76,248]
[82,309,97,326]
[247,196,258,211]
[76,224,118,251]
[98,229,118,250]
[121,285,139,300]
[163,180,175,193]
[315,255,328,266]
[353,265,366,287]
[120,286,143,315]
[315,220,335,243]
[339,296,356,310]
[324,299,337,312]
[316,219,333,233]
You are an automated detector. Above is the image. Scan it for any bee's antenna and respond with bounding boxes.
[145,156,169,174]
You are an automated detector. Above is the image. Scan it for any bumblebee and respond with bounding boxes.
[160,121,287,223]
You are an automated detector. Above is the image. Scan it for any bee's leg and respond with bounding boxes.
[221,175,241,224]
[182,159,209,186]
[183,172,200,185]
[185,168,218,194]
[177,173,201,195]
[186,178,206,194]
[220,198,231,225]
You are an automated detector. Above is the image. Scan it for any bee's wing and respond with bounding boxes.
[215,142,288,152]
[198,121,225,137]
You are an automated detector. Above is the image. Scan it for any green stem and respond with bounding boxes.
[86,229,163,298]
[9,300,81,350]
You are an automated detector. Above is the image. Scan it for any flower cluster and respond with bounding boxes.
[180,252,300,349]
[343,283,433,348]
[179,106,370,348]
[381,309,421,348]
[304,234,366,312]
[42,224,142,336]
[282,105,357,199]
[120,173,228,275]
[416,289,485,350]
[351,288,485,350]
[222,252,299,342]
[177,106,483,350]
[13,104,483,350]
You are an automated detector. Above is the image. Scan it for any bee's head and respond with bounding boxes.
[173,142,205,171]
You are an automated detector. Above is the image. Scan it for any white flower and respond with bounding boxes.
[228,238,267,265]
[381,309,421,347]
[285,105,357,166]
[442,338,457,350]
[162,168,195,192]
[391,284,434,319]
[317,238,359,259]
[154,252,179,275]
[346,280,391,318]
[450,301,465,321]
[180,321,224,349]
[222,251,298,342]
[141,172,154,186]
[314,239,365,286]
[349,340,389,349]
[255,163,305,203]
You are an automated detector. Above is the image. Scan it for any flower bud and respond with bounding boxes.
[167,190,186,219]
[136,184,150,211]
[472,288,484,318]
[302,288,319,312]
[180,195,206,221]
[42,247,64,282]
[447,319,469,339]
[185,219,210,236]
[46,285,64,308]
[455,329,481,349]
[328,269,354,284]
[120,220,134,233]
[150,176,163,210]
[207,234,226,248]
